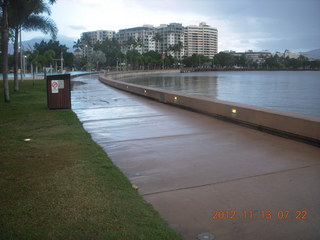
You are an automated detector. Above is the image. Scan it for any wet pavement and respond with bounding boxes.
[72,75,320,240]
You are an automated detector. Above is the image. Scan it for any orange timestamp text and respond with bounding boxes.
[211,210,308,220]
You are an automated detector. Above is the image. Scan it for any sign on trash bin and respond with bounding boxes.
[46,74,71,109]
[51,80,59,93]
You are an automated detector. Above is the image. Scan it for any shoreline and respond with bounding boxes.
[180,67,320,73]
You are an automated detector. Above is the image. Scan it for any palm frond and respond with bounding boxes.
[29,0,51,15]
[23,15,57,39]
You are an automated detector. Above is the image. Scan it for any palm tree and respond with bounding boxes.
[73,39,82,49]
[79,33,92,57]
[80,33,92,47]
[1,0,10,102]
[9,0,57,91]
[124,36,136,50]
[152,32,162,53]
[26,49,40,84]
[169,41,183,59]
[0,0,56,102]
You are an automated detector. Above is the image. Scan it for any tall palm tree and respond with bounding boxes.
[73,39,81,49]
[9,0,57,91]
[79,33,92,57]
[1,0,10,102]
[170,41,183,59]
[0,0,56,102]
[152,32,162,53]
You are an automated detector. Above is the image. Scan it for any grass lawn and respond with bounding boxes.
[0,80,182,240]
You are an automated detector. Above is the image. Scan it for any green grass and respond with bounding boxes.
[0,80,182,240]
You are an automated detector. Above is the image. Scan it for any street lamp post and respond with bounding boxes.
[84,45,88,71]
[24,55,27,76]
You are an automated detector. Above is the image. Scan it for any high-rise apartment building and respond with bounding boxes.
[80,30,115,56]
[184,22,218,59]
[117,23,184,58]
[116,25,156,54]
[156,23,184,59]
[80,22,218,59]
[82,30,116,45]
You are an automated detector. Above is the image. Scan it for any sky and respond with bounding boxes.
[22,0,320,53]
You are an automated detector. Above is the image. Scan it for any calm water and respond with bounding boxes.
[121,71,320,117]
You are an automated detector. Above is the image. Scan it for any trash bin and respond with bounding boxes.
[46,74,71,109]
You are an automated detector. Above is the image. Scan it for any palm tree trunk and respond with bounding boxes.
[13,27,19,91]
[1,0,10,102]
[31,63,35,86]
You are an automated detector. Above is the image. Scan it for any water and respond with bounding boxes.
[121,71,320,117]
[0,71,91,78]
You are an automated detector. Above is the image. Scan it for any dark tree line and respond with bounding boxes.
[1,40,74,74]
[213,52,320,70]
[182,54,211,67]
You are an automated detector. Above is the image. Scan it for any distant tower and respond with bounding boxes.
[184,22,218,58]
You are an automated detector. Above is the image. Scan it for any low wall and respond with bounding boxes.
[99,72,320,146]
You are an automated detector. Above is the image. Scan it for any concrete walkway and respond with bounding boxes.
[71,75,320,240]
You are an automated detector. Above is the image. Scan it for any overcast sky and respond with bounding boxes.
[22,0,320,53]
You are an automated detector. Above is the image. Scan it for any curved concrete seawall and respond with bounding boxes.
[99,71,320,146]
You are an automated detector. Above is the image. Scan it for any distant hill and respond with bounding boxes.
[9,35,77,54]
[300,49,320,60]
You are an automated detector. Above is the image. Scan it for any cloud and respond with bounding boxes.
[22,0,319,52]
[69,25,86,31]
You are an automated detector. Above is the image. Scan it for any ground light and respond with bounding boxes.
[197,232,215,240]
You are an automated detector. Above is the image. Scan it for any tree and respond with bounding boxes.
[43,49,55,67]
[213,52,235,67]
[33,40,73,70]
[93,38,123,67]
[126,49,141,70]
[27,49,40,77]
[142,51,162,69]
[1,0,56,102]
[234,54,247,67]
[152,33,162,53]
[80,32,93,48]
[9,0,57,91]
[90,50,106,70]
[1,0,10,102]
[73,39,82,49]
[124,36,142,51]
[168,41,183,59]
[182,54,211,67]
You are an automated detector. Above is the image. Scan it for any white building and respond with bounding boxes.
[184,22,218,59]
[81,22,218,60]
[156,23,185,59]
[82,30,116,45]
[275,50,301,59]
[117,23,185,59]
[116,25,156,54]
[80,30,115,56]
[244,50,272,63]
[283,50,301,59]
